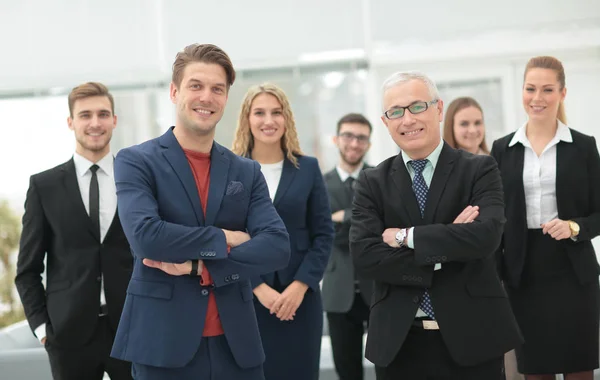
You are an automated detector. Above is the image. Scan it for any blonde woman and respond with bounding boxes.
[232,83,334,380]
[492,56,600,380]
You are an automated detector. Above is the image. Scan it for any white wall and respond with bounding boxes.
[1,0,598,92]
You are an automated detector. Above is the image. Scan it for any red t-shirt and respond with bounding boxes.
[183,148,224,337]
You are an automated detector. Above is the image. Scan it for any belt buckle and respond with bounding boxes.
[422,320,439,330]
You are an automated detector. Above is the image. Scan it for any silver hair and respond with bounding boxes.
[381,71,440,111]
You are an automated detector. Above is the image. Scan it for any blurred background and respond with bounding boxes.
[0,0,599,377]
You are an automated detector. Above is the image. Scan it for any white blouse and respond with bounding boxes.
[508,121,573,229]
[260,160,284,201]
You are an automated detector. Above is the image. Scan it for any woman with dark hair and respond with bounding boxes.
[443,96,489,155]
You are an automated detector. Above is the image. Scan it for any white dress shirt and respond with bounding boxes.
[260,160,284,201]
[35,152,117,342]
[400,140,444,317]
[336,162,364,183]
[509,120,573,229]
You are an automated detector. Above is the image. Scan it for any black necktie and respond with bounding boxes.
[89,164,100,239]
[344,176,355,200]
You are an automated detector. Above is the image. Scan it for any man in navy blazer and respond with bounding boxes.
[110,44,290,379]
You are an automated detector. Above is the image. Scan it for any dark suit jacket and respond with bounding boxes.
[350,143,522,367]
[110,128,290,369]
[15,159,133,348]
[322,165,373,313]
[250,156,334,292]
[491,129,600,288]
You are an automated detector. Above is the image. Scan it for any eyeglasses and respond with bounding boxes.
[338,132,370,145]
[383,99,439,120]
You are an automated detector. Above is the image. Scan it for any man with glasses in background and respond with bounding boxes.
[322,113,373,380]
[349,71,521,379]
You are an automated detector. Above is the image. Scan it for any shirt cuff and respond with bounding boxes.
[434,263,442,271]
[407,227,414,249]
[34,323,46,343]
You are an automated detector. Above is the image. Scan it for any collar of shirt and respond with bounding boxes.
[401,138,444,173]
[73,152,115,178]
[509,119,573,148]
[336,162,365,182]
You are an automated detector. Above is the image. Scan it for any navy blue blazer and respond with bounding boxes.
[110,128,290,369]
[251,155,334,292]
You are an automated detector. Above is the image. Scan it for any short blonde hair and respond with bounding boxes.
[232,83,303,167]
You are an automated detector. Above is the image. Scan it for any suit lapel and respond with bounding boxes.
[160,129,205,226]
[62,159,100,242]
[206,143,230,226]
[390,156,422,225]
[555,141,573,216]
[273,158,297,208]
[506,143,527,222]
[327,170,347,210]
[424,144,457,224]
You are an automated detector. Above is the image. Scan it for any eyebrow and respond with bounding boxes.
[77,109,111,116]
[188,78,227,88]
[387,100,426,109]
[525,83,556,87]
[252,107,282,111]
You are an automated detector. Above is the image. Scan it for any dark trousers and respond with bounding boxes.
[327,292,370,380]
[132,334,265,380]
[45,315,131,380]
[375,325,504,380]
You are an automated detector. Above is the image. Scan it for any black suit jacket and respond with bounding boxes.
[15,158,133,348]
[350,143,522,367]
[322,165,374,313]
[491,129,600,288]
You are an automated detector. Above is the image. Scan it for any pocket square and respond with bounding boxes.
[226,181,244,195]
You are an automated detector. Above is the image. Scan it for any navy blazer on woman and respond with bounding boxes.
[251,155,334,291]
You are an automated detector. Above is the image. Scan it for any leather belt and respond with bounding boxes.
[412,319,439,330]
[99,304,108,316]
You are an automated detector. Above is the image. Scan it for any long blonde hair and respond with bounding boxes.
[232,83,303,167]
[524,56,567,124]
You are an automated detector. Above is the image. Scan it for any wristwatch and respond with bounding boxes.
[395,229,408,247]
[190,260,199,276]
[568,220,580,237]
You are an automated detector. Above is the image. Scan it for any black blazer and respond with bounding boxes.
[322,165,374,313]
[15,159,133,348]
[350,143,522,367]
[491,129,600,288]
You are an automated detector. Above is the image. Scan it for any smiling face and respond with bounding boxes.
[67,96,116,159]
[453,106,485,154]
[381,79,443,159]
[248,93,286,148]
[170,61,228,137]
[522,68,566,124]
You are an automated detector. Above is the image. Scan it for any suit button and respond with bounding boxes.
[201,289,209,296]
[417,277,422,282]
[211,252,216,257]
[402,275,408,280]
[425,257,431,263]
[413,296,420,304]
[232,274,239,280]
[224,276,231,282]
[442,256,447,261]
